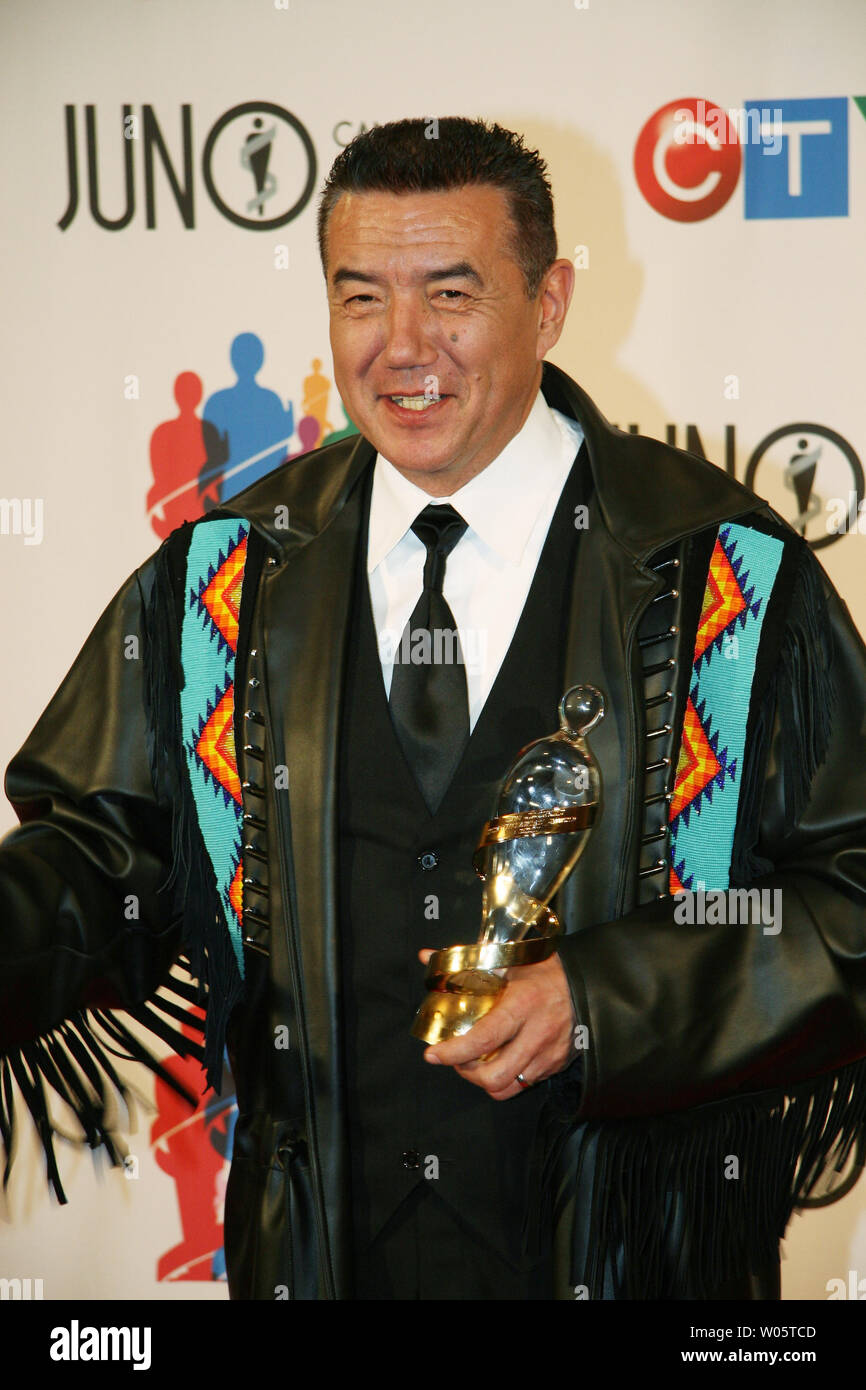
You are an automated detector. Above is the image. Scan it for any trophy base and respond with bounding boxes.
[411,975,505,1044]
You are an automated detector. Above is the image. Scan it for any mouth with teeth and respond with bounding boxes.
[388,394,442,411]
[380,391,450,425]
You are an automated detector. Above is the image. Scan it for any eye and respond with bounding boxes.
[434,289,467,302]
[345,293,376,305]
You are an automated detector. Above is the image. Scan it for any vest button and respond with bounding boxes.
[418,851,439,871]
[401,1150,421,1170]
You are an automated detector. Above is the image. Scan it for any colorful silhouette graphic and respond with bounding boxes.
[202,333,295,501]
[286,415,324,459]
[151,1011,237,1282]
[147,372,223,540]
[302,357,335,438]
[321,399,359,447]
[145,339,359,525]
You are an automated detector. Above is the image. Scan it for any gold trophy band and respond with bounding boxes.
[411,801,598,1043]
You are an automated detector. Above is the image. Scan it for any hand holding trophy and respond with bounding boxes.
[411,685,604,1045]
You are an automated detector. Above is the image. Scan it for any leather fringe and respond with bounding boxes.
[3,517,254,1205]
[141,526,244,1093]
[732,542,836,884]
[0,971,205,1206]
[546,1054,866,1299]
[537,533,851,1297]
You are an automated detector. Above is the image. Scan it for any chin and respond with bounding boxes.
[382,446,456,476]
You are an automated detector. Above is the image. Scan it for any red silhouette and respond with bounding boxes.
[147,373,224,539]
[286,414,322,460]
[151,1012,233,1281]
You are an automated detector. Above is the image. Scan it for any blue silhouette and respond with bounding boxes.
[205,1072,238,1282]
[202,333,295,501]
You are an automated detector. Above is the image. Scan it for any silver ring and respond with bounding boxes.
[516,1073,533,1089]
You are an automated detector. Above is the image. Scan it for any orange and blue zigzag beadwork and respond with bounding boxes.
[179,518,251,975]
[668,521,784,894]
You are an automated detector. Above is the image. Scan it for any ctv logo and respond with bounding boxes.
[634,96,865,221]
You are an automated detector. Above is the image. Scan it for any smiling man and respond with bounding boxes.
[323,180,571,494]
[2,117,866,1303]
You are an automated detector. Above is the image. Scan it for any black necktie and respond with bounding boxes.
[388,504,470,812]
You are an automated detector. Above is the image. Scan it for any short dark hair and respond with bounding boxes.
[317,116,558,298]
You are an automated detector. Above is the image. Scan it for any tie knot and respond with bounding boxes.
[411,504,468,593]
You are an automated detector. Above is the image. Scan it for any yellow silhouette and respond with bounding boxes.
[302,358,335,438]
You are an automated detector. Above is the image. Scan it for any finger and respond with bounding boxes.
[449,998,573,1092]
[453,1030,541,1094]
[423,998,521,1068]
[487,1080,525,1101]
[454,1065,538,1102]
[418,948,434,965]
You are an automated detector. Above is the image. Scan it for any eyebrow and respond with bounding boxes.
[331,260,484,289]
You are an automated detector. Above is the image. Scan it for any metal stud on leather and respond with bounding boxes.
[238,643,271,955]
[636,544,688,904]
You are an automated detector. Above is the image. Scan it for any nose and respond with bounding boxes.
[381,291,438,373]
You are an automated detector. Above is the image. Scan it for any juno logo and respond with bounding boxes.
[58,102,317,232]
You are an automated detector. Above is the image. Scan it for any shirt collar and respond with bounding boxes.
[367,386,580,572]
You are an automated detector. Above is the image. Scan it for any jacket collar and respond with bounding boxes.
[539,362,760,559]
[218,361,761,564]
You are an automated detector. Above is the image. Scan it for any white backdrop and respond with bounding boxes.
[1,0,865,1300]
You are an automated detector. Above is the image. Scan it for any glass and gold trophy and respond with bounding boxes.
[411,685,604,1045]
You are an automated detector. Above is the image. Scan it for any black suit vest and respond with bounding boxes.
[337,443,590,1269]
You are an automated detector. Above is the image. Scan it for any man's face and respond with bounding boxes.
[325,184,572,494]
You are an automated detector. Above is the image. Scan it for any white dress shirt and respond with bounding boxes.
[367,387,585,731]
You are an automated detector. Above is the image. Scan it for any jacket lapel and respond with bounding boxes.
[262,476,367,1058]
[556,484,661,936]
[256,442,372,1296]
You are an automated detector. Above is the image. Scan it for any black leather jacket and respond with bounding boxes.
[3,362,866,1299]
